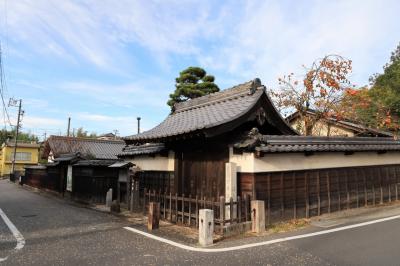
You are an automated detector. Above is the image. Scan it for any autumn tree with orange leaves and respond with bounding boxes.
[341,43,400,136]
[270,55,354,136]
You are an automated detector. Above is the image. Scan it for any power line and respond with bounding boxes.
[0,41,12,129]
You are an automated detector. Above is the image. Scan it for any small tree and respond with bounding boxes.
[345,43,400,136]
[74,127,97,138]
[167,67,219,110]
[270,55,353,135]
[0,129,38,145]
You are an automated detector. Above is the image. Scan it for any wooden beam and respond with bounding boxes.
[326,171,331,213]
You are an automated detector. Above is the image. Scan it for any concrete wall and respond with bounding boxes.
[229,147,400,173]
[125,151,175,171]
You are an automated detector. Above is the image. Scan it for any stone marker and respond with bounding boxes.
[147,202,160,231]
[225,162,237,221]
[106,188,113,207]
[199,209,214,247]
[251,200,265,234]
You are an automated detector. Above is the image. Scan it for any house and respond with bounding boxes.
[24,136,129,204]
[286,109,393,137]
[0,141,40,178]
[43,135,125,162]
[120,78,400,223]
[97,132,119,140]
[120,79,296,198]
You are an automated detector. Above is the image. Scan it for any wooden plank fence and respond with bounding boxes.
[142,188,251,234]
[253,165,400,224]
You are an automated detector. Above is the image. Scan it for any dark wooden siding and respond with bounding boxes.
[72,166,119,204]
[176,146,228,199]
[24,166,63,193]
[137,171,174,193]
[238,172,254,198]
[239,164,400,223]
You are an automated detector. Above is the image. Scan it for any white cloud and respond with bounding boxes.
[199,0,400,88]
[2,0,222,71]
[59,78,169,109]
[21,115,65,129]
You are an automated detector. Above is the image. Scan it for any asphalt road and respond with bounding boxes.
[1,180,400,266]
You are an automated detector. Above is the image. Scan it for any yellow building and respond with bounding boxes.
[0,141,40,177]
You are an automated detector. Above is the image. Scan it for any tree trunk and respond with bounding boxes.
[304,117,313,136]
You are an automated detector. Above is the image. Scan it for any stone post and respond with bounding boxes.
[199,209,214,247]
[106,188,113,207]
[147,202,160,231]
[251,200,265,234]
[225,162,237,221]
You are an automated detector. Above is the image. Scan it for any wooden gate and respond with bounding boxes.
[175,146,228,199]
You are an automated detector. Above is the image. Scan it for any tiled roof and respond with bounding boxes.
[118,143,165,157]
[124,78,296,142]
[2,141,40,148]
[286,110,393,137]
[73,159,118,167]
[45,136,125,160]
[53,153,81,162]
[253,135,400,153]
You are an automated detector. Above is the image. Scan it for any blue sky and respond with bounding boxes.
[0,0,399,139]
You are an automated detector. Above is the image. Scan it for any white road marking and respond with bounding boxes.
[0,208,25,261]
[124,214,400,253]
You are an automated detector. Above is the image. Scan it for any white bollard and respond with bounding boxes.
[106,188,113,207]
[251,200,265,234]
[199,209,214,247]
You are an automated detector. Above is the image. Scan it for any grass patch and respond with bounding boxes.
[267,219,310,233]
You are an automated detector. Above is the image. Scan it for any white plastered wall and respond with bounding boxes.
[229,147,400,173]
[126,151,175,171]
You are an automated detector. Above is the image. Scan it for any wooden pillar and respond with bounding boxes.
[267,174,271,225]
[317,171,321,216]
[372,171,376,206]
[305,172,309,218]
[280,173,284,218]
[195,195,199,226]
[355,169,359,208]
[175,193,178,223]
[337,170,341,211]
[188,194,192,226]
[181,194,185,224]
[147,202,160,230]
[293,172,297,219]
[395,167,399,201]
[345,170,350,209]
[362,168,367,206]
[387,167,392,203]
[326,171,331,213]
[379,168,383,204]
[219,196,225,234]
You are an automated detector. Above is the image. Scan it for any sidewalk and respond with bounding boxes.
[14,180,400,248]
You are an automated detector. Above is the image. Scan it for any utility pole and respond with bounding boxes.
[137,117,141,134]
[8,98,22,181]
[67,117,71,137]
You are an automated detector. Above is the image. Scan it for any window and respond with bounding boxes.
[7,152,32,161]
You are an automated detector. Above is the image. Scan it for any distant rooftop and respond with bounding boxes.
[43,135,125,160]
